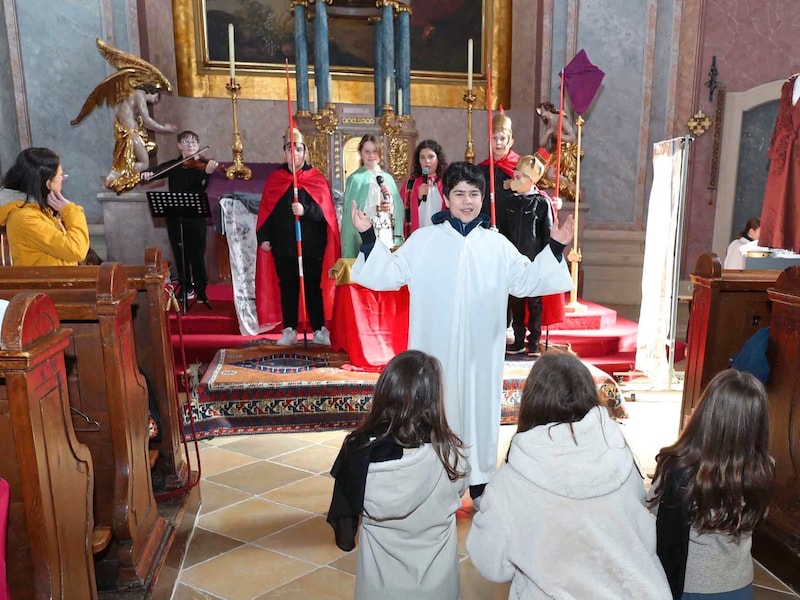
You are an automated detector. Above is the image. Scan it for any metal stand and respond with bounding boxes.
[146,191,212,314]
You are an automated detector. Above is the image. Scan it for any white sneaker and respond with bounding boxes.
[276,327,297,346]
[312,326,331,345]
[505,326,514,343]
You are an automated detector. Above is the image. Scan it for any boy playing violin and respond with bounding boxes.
[140,130,219,304]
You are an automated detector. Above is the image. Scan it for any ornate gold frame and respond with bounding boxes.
[171,0,511,108]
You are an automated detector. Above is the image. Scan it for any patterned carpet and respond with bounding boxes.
[186,342,624,438]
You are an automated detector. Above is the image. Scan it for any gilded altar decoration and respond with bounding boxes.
[71,38,176,194]
[687,110,712,136]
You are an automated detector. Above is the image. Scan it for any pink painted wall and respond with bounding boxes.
[682,0,800,272]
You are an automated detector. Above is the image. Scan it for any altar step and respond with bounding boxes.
[168,285,686,380]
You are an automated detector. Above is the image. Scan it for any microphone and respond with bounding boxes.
[375,175,392,205]
[420,167,429,204]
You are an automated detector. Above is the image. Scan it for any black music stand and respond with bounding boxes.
[146,191,212,314]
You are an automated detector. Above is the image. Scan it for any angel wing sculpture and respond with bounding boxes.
[72,38,177,194]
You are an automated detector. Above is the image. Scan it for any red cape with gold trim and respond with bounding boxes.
[255,166,341,331]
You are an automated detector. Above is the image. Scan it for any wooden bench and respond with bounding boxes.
[680,253,780,427]
[753,266,800,590]
[0,264,169,590]
[124,247,188,491]
[0,293,100,599]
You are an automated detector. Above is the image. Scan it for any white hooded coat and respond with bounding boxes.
[356,444,468,600]
[466,406,672,599]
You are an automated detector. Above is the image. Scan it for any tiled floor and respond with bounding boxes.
[169,382,799,600]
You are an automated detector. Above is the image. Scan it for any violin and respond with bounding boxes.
[182,157,225,174]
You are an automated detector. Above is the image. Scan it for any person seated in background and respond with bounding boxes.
[140,130,219,304]
[0,147,89,266]
[404,140,448,234]
[723,217,761,269]
[256,127,340,346]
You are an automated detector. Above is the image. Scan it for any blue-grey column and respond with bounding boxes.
[293,2,310,111]
[373,17,384,116]
[396,7,411,115]
[380,1,394,114]
[313,0,330,106]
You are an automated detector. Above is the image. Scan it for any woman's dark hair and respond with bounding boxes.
[1,147,60,211]
[442,161,485,197]
[357,133,381,166]
[736,217,760,240]
[347,350,466,481]
[648,369,774,536]
[411,139,448,180]
[516,350,600,442]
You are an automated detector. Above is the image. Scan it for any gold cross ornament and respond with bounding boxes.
[687,110,712,136]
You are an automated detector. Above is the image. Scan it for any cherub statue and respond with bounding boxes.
[71,38,177,194]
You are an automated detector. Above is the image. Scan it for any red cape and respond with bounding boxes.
[255,166,341,331]
[479,149,520,178]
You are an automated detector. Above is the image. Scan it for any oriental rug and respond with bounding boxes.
[185,342,624,439]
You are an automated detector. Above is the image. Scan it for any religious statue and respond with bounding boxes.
[536,101,581,201]
[71,38,177,194]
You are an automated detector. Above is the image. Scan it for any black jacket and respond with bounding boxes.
[499,192,552,260]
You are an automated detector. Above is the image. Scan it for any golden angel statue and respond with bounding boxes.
[71,38,177,194]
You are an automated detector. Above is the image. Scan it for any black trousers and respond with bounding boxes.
[509,295,543,346]
[273,255,325,331]
[166,216,207,291]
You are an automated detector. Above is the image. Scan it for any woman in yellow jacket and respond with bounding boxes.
[0,148,89,266]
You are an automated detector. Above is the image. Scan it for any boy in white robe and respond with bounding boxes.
[350,161,573,505]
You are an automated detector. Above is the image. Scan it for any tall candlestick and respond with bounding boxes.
[228,24,236,80]
[397,88,403,116]
[385,76,391,106]
[328,75,333,103]
[467,38,473,90]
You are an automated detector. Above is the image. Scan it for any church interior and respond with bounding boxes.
[2,0,800,598]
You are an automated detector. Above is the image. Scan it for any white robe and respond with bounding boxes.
[352,220,572,484]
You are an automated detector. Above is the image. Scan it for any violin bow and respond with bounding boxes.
[285,59,309,348]
[144,146,211,180]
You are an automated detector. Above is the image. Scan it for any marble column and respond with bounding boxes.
[396,5,411,115]
[292,1,310,112]
[313,0,330,106]
[379,1,395,114]
[372,16,384,116]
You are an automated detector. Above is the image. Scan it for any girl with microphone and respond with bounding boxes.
[404,140,449,234]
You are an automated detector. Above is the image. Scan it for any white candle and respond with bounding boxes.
[312,85,318,113]
[385,76,391,105]
[397,88,403,116]
[228,24,236,80]
[328,75,333,103]
[467,38,473,90]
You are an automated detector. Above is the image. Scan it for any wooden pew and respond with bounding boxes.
[0,264,169,590]
[0,293,98,599]
[680,253,779,426]
[124,247,188,491]
[753,266,800,590]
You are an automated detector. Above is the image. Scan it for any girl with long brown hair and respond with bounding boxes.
[327,349,467,600]
[467,351,671,599]
[649,369,775,599]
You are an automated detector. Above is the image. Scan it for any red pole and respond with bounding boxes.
[285,60,309,345]
[487,66,496,228]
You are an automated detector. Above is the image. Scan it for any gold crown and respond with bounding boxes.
[514,154,546,184]
[283,127,306,146]
[492,112,513,135]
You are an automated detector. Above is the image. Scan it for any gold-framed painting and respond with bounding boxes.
[171,0,510,108]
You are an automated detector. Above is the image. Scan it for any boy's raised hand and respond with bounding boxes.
[550,213,574,246]
[351,200,372,233]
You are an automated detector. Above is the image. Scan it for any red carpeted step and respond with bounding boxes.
[577,342,687,379]
[544,315,639,356]
[548,299,620,331]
